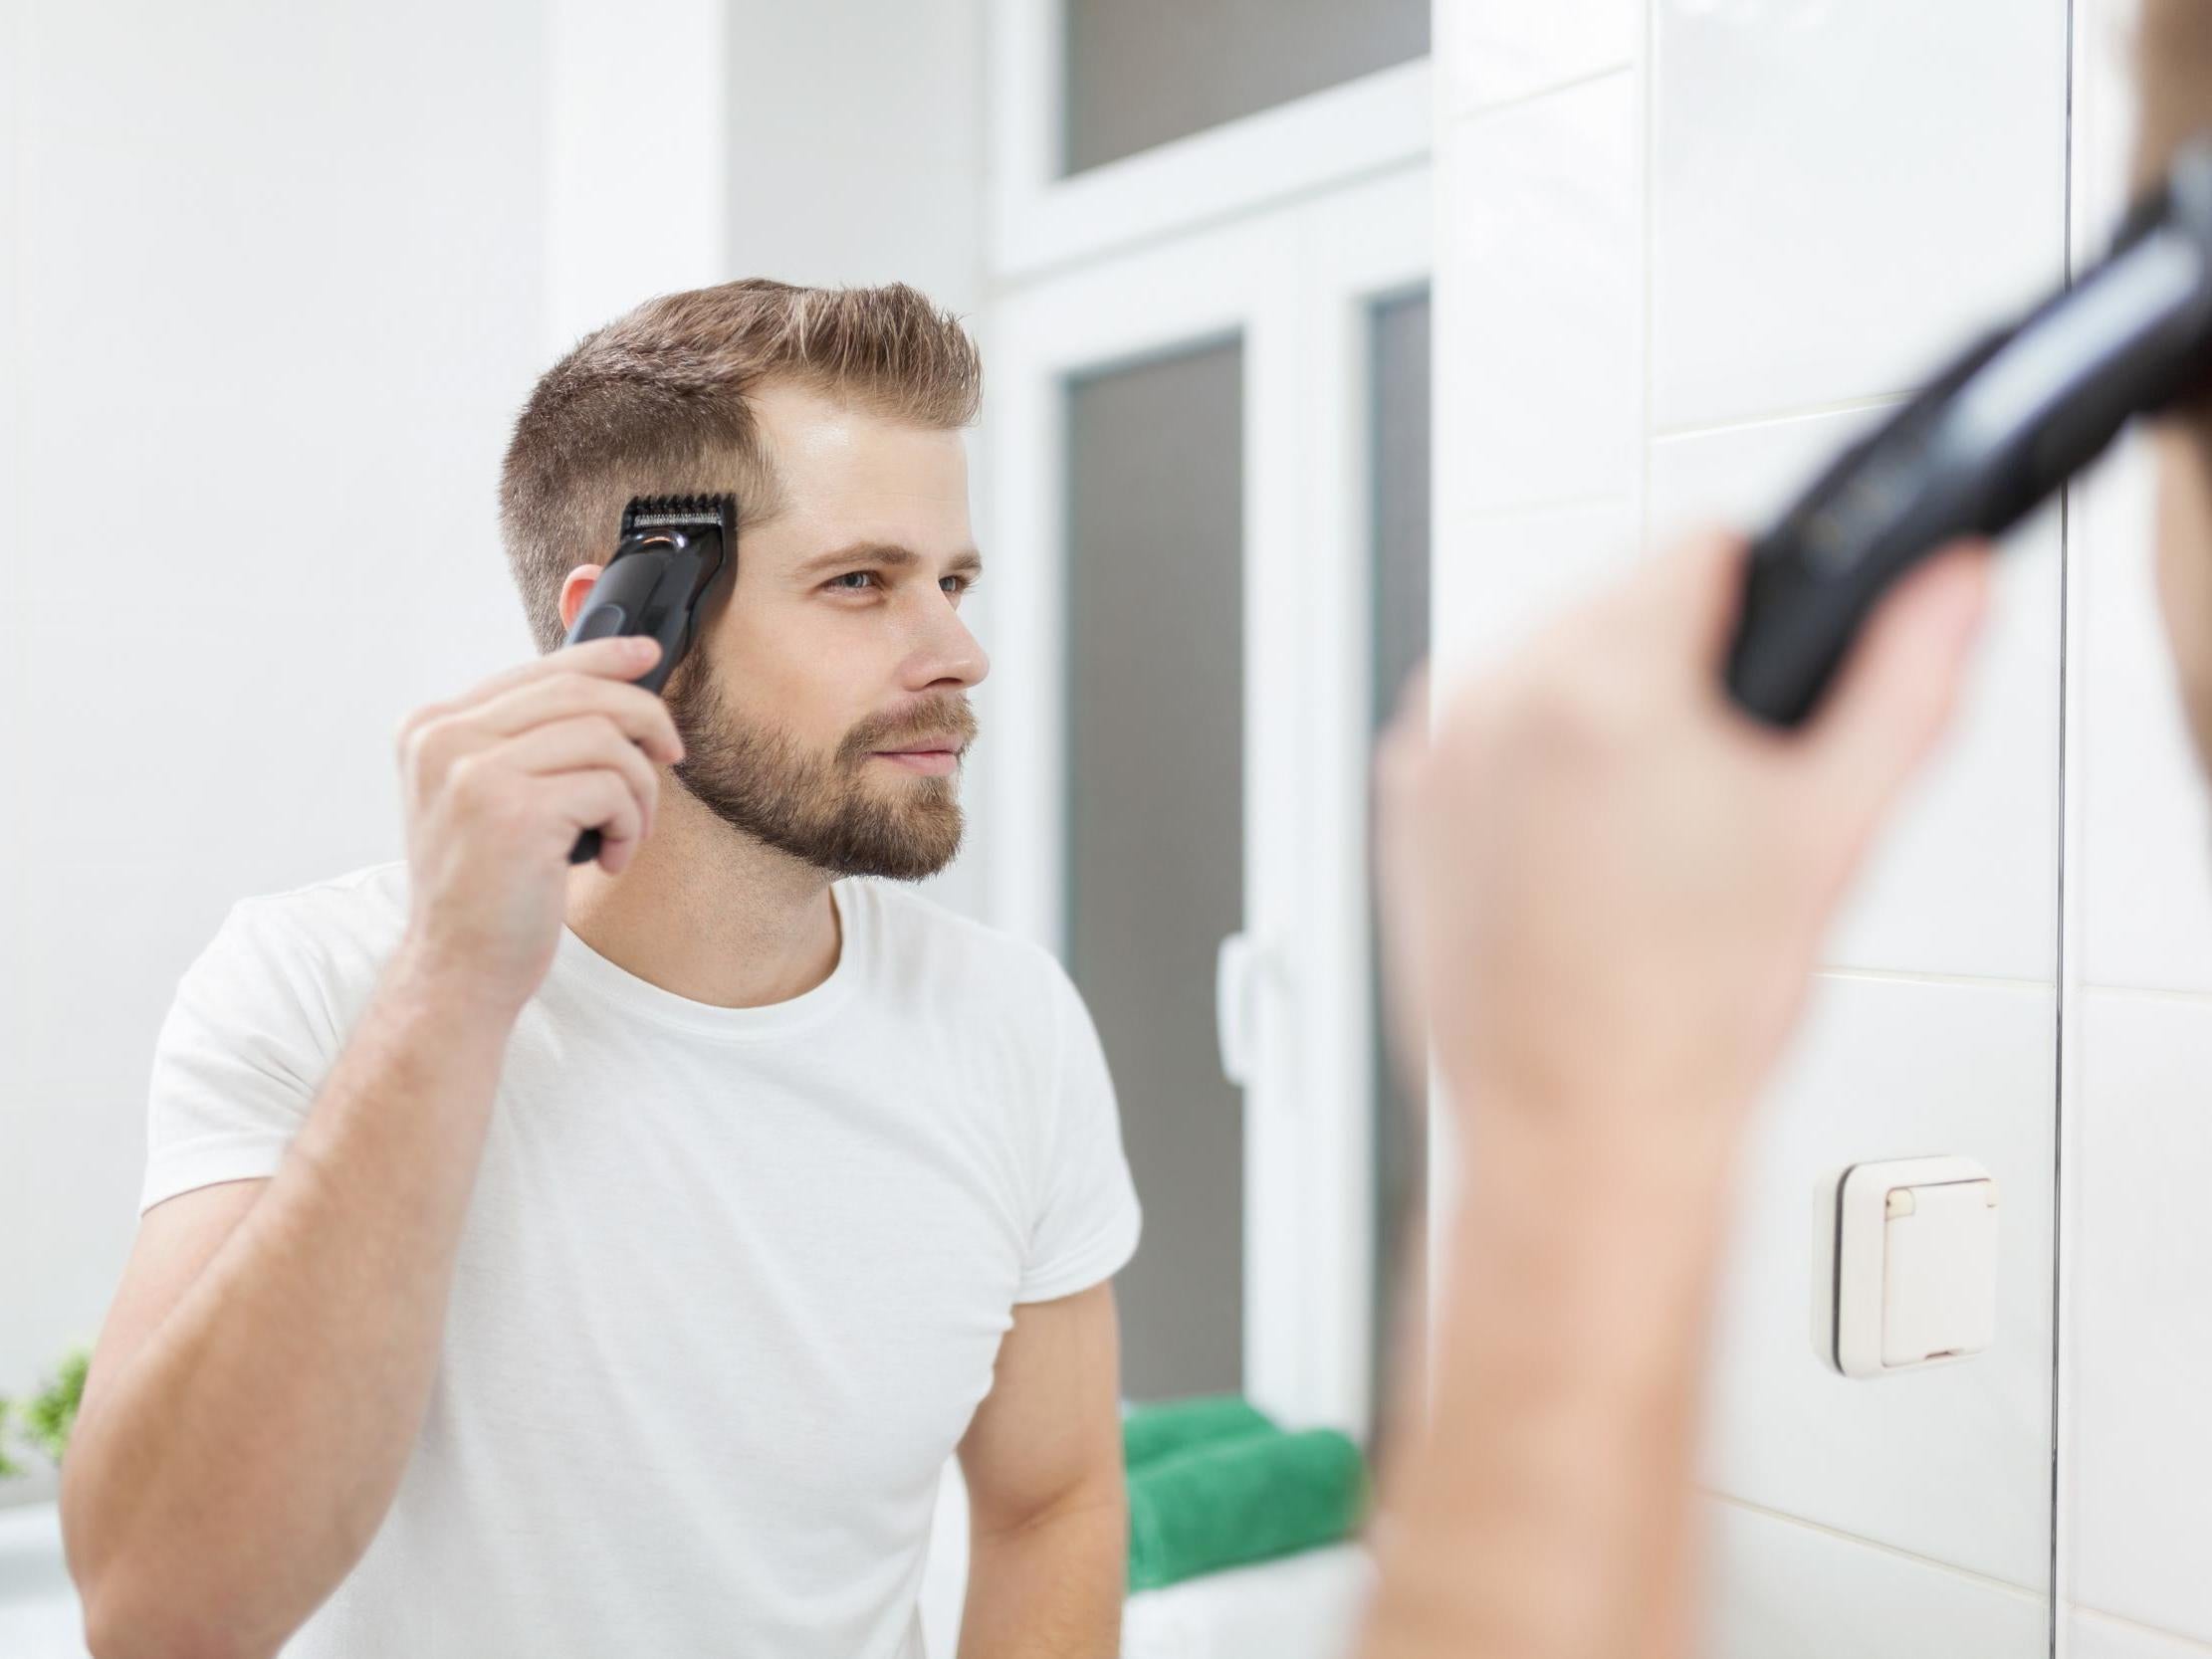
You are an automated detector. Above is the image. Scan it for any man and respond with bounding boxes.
[1352,6,2212,1657]
[60,280,1141,1658]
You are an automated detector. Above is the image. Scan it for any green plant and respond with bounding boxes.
[0,1346,90,1478]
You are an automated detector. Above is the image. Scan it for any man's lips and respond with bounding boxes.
[869,738,966,775]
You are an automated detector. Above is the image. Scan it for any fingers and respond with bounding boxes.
[498,714,664,843]
[422,635,664,720]
[1799,538,1994,848]
[464,673,686,766]
[395,654,686,810]
[536,769,646,868]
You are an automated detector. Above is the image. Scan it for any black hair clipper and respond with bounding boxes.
[1724,131,2212,727]
[560,494,736,865]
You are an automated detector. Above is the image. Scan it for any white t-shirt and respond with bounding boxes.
[138,859,1144,1658]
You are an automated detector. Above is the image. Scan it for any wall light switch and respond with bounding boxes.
[1811,1155,1999,1379]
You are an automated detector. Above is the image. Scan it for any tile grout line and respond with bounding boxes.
[1813,968,2212,1004]
[1452,59,1638,127]
[1702,1490,2047,1604]
[2072,1604,2212,1656]
[1815,965,2056,993]
[1652,389,1911,446]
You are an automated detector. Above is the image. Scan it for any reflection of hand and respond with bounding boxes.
[1372,521,1992,1174]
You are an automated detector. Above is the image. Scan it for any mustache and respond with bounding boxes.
[841,697,979,759]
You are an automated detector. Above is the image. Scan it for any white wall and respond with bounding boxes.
[0,0,553,1481]
[2060,5,2212,1657]
[721,0,992,923]
[1432,0,2080,1651]
[0,0,988,1514]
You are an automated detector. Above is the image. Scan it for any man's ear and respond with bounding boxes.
[557,564,605,635]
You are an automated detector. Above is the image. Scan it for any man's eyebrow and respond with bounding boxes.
[789,541,986,579]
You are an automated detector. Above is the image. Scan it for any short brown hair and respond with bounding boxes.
[498,278,982,654]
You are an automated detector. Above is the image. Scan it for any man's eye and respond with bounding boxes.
[825,571,980,597]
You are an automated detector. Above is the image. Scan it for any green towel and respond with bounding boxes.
[1126,1426,1369,1593]
[1122,1393,1279,1472]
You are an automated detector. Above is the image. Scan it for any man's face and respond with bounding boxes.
[573,381,990,881]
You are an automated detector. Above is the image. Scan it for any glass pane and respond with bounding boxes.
[1065,339,1245,1398]
[1061,0,1430,175]
[1368,290,1430,1459]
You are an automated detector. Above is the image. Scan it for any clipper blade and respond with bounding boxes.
[620,493,738,535]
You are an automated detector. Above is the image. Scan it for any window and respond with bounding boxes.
[1366,288,1430,1456]
[1065,340,1247,1395]
[1062,0,1430,173]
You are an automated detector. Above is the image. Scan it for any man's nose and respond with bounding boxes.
[906,594,991,690]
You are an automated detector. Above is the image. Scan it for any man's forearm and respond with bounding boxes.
[64,947,519,1659]
[958,1489,1127,1659]
[1356,1112,1734,1659]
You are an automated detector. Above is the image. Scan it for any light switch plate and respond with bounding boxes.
[1811,1155,2000,1379]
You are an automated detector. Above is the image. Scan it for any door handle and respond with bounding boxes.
[1217,932,1255,1086]
[1217,932,1290,1089]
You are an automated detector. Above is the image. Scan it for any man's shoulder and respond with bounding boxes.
[214,859,411,988]
[847,877,1070,1005]
[233,858,410,937]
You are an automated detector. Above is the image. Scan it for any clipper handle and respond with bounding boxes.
[1722,324,2014,727]
[1724,134,2212,726]
[561,550,690,866]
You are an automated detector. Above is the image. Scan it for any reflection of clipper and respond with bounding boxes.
[1725,132,2212,727]
[561,494,736,865]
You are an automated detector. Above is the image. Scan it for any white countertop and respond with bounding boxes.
[0,1500,88,1659]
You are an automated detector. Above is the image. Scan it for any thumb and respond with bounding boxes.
[1800,538,1994,848]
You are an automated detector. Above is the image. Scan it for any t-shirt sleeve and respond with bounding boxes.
[139,897,340,1216]
[1015,953,1144,1304]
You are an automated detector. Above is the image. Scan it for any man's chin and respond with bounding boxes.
[829,832,965,884]
[820,794,966,883]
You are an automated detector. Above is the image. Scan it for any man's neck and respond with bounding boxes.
[561,786,843,1010]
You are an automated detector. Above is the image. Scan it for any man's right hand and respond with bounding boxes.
[391,635,686,1014]
[1373,522,1994,1172]
[64,640,682,1658]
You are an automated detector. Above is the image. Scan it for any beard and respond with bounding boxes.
[660,655,976,882]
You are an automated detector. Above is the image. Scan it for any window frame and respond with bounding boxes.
[986,0,1431,281]
[980,167,1430,1436]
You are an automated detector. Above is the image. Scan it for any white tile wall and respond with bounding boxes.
[1442,0,1638,116]
[1649,411,2064,982]
[2067,0,2212,993]
[2075,431,2212,993]
[1431,501,1640,685]
[1700,1499,2048,1659]
[1701,974,2057,1591]
[1434,0,2093,1643]
[1440,73,1640,518]
[2071,1609,2212,1659]
[2061,1,2212,1650]
[1438,0,2212,1642]
[2066,991,2212,1643]
[1649,0,2070,432]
